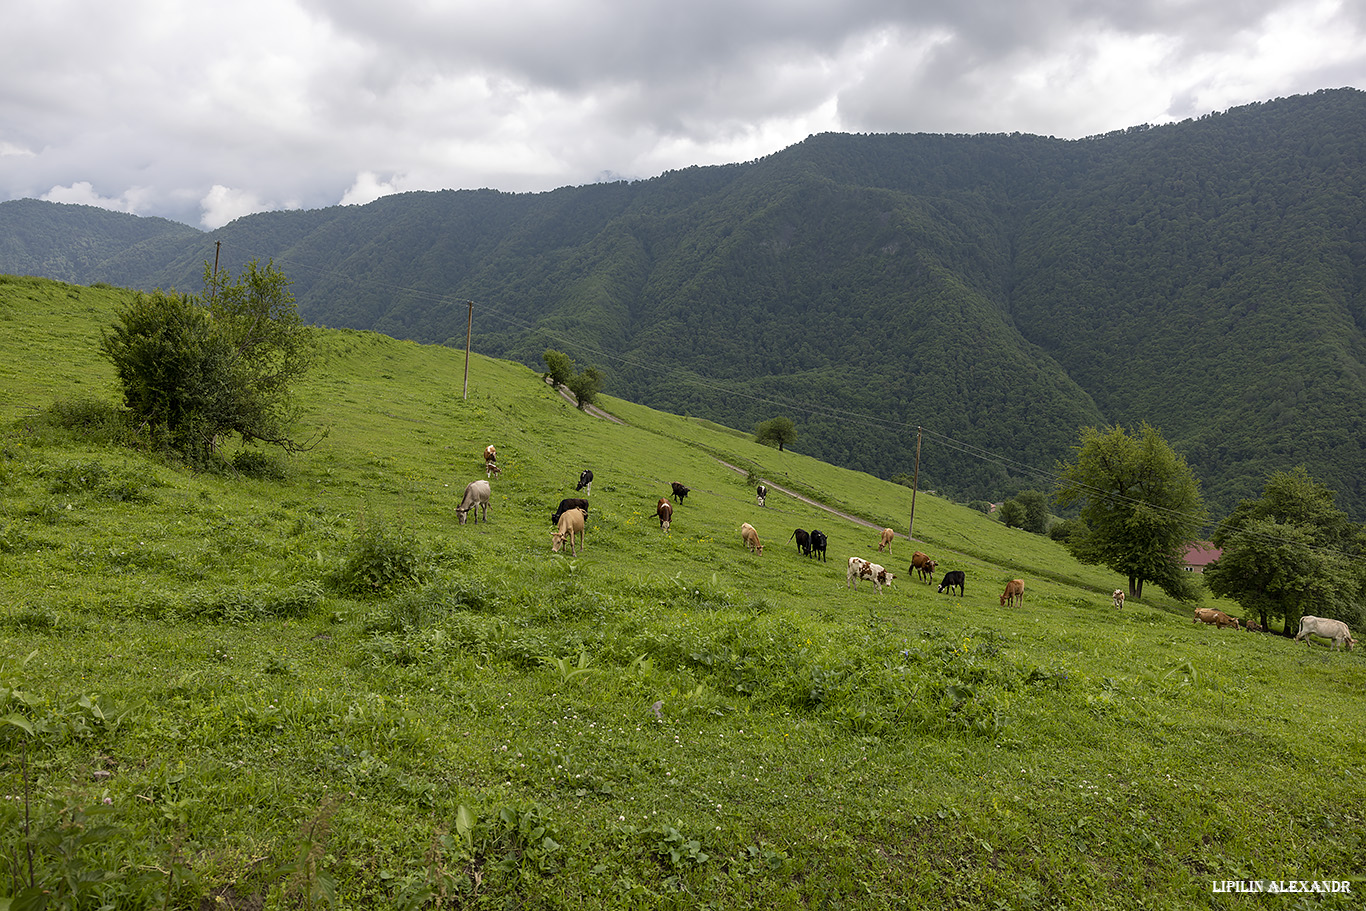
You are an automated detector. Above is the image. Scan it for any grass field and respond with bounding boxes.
[1,273,1363,909]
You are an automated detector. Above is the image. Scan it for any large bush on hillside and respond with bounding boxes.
[100,260,314,464]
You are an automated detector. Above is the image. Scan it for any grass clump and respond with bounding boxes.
[331,515,429,597]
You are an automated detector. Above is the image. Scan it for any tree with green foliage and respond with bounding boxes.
[101,260,313,464]
[1054,423,1207,601]
[1203,467,1365,635]
[755,417,797,452]
[997,499,1026,529]
[565,366,604,411]
[542,349,574,388]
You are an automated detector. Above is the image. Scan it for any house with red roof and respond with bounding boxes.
[1183,542,1222,573]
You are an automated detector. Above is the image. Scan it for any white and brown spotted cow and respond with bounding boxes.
[847,557,894,594]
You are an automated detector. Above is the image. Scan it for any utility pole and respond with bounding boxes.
[462,300,473,400]
[211,240,221,300]
[908,425,922,541]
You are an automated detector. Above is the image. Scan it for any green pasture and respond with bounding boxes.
[1,275,1362,909]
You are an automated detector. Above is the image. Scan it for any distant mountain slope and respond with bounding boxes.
[3,88,1365,519]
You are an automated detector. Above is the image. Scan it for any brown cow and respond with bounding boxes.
[1000,579,1024,607]
[1193,607,1239,629]
[877,528,895,552]
[1112,589,1126,609]
[552,507,585,555]
[741,523,763,554]
[656,498,673,531]
[911,551,938,583]
[483,445,500,478]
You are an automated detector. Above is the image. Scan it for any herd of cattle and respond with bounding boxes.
[460,448,1356,652]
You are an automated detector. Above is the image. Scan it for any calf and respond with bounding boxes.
[656,498,673,532]
[808,529,827,562]
[847,557,894,594]
[1000,579,1024,607]
[484,445,500,478]
[551,498,590,525]
[911,551,937,583]
[671,482,691,504]
[1193,607,1239,629]
[576,469,593,495]
[877,528,895,553]
[740,523,763,555]
[1295,615,1355,651]
[1243,618,1264,633]
[551,507,585,556]
[456,479,491,525]
[937,570,965,596]
[1112,589,1126,609]
[756,485,767,507]
[789,528,812,557]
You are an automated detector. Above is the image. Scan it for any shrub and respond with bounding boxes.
[232,447,289,481]
[332,517,428,597]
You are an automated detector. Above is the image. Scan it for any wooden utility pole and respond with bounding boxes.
[211,240,222,299]
[462,300,474,400]
[908,425,922,541]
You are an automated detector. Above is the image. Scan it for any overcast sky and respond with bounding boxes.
[3,0,1363,229]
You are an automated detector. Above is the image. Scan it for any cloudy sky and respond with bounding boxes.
[3,0,1363,229]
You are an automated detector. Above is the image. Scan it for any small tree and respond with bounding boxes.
[542,349,574,388]
[101,259,314,464]
[565,367,604,411]
[1015,490,1051,534]
[755,417,797,452]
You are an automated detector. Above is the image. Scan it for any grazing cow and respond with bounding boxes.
[1193,608,1239,629]
[756,485,767,507]
[1295,615,1356,651]
[877,528,895,553]
[808,529,828,562]
[1243,618,1264,633]
[551,498,590,525]
[656,498,673,531]
[456,479,491,525]
[671,482,691,504]
[576,469,593,495]
[937,571,965,596]
[1000,579,1024,607]
[911,551,938,583]
[847,557,894,594]
[789,528,812,557]
[551,507,585,556]
[741,523,763,554]
[1112,589,1126,609]
[484,445,500,478]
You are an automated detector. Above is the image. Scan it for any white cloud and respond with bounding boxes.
[41,181,152,215]
[0,0,1362,225]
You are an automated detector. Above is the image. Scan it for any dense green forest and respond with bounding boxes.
[3,88,1365,519]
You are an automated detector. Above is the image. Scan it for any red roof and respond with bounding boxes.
[1183,543,1222,568]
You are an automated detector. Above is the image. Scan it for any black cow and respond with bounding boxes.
[551,498,591,525]
[789,528,811,557]
[671,482,691,503]
[937,571,966,596]
[808,529,827,562]
[576,469,593,493]
[756,485,767,507]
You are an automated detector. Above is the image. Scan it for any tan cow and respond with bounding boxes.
[877,528,895,553]
[741,523,763,554]
[1112,589,1126,609]
[552,507,585,555]
[1193,607,1239,629]
[911,551,938,583]
[848,557,894,594]
[456,479,491,525]
[1000,579,1024,607]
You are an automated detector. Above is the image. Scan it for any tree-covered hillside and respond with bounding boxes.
[3,88,1365,519]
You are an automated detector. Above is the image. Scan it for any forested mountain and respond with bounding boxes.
[4,88,1365,520]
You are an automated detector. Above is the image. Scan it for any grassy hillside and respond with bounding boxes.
[1,275,1362,909]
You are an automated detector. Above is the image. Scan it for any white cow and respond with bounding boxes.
[456,479,491,525]
[1295,616,1356,651]
[847,557,894,594]
[1112,589,1126,609]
